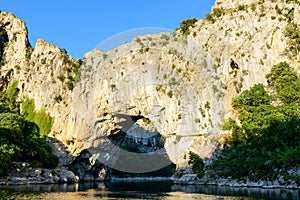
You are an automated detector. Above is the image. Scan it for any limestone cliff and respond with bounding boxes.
[0,0,300,178]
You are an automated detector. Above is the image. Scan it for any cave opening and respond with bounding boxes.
[109,113,176,178]
[0,28,9,64]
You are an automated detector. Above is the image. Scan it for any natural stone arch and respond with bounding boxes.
[71,38,218,172]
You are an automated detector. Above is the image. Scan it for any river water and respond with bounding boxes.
[1,181,299,200]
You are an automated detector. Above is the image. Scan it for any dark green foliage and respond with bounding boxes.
[284,22,300,53]
[57,75,65,82]
[167,90,173,98]
[275,4,282,15]
[176,18,198,36]
[211,62,300,180]
[233,84,271,109]
[205,8,225,23]
[54,95,63,103]
[286,0,300,3]
[25,46,33,62]
[41,58,46,64]
[0,82,58,176]
[212,8,225,18]
[70,59,83,82]
[188,151,204,178]
[284,7,295,22]
[284,20,300,58]
[61,58,83,90]
[238,4,246,11]
[66,80,74,90]
[266,62,300,103]
[205,13,215,23]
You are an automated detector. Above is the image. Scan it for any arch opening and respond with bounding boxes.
[108,113,176,177]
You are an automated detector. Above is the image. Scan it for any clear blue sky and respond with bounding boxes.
[1,0,215,58]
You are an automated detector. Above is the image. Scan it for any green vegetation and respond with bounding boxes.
[205,8,225,23]
[41,58,46,64]
[66,80,74,90]
[266,62,300,103]
[199,105,206,118]
[167,90,173,98]
[210,62,300,181]
[176,18,197,36]
[274,2,300,58]
[188,151,204,178]
[204,101,211,110]
[110,84,116,91]
[0,81,58,176]
[142,118,151,124]
[285,0,300,3]
[21,98,54,138]
[177,113,182,120]
[284,22,300,57]
[25,46,33,62]
[61,52,83,90]
[212,8,225,18]
[54,95,63,103]
[0,189,42,200]
[5,81,19,113]
[238,4,246,11]
[57,75,65,82]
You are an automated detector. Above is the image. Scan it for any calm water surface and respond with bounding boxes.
[1,181,299,200]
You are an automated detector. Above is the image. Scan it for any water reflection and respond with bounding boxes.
[1,181,300,200]
[171,184,300,200]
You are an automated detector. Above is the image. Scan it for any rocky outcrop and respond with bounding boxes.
[1,0,300,180]
[68,149,110,182]
[0,162,80,185]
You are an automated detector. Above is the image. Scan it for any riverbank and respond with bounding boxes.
[2,173,299,191]
[1,162,299,190]
[172,174,300,190]
[1,176,172,186]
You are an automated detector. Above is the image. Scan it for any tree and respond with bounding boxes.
[0,81,58,176]
[266,62,300,103]
[211,62,300,180]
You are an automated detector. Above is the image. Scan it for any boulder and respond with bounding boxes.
[58,170,79,183]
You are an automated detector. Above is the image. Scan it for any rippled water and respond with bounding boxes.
[1,181,299,200]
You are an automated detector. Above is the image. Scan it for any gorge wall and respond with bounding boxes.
[1,0,299,178]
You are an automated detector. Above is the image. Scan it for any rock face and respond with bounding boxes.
[0,0,300,177]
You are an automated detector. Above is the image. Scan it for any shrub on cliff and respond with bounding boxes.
[188,151,204,178]
[176,18,197,36]
[21,98,53,138]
